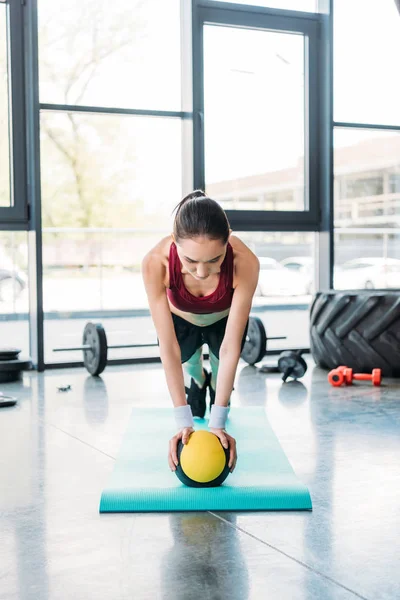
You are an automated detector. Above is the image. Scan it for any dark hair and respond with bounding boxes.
[173,190,230,244]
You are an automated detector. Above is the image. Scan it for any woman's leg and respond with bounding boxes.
[204,317,249,406]
[208,348,231,408]
[182,347,209,417]
[208,348,219,393]
[203,318,228,406]
[170,314,208,417]
[183,346,206,389]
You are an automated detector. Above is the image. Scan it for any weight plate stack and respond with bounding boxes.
[0,348,21,361]
[310,289,400,376]
[82,322,108,376]
[240,316,267,365]
[0,348,32,383]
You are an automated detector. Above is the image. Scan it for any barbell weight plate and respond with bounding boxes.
[0,358,32,372]
[0,348,21,361]
[277,351,308,380]
[0,372,22,384]
[240,316,267,366]
[83,322,108,376]
[0,394,17,408]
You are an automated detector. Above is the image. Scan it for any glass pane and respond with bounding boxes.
[40,112,182,228]
[38,0,181,110]
[40,111,181,362]
[0,3,11,207]
[239,231,314,350]
[204,26,305,211]
[0,232,30,356]
[334,128,400,289]
[44,230,313,364]
[208,1,317,11]
[334,0,400,125]
[43,230,163,364]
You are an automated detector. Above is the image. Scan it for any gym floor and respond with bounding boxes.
[0,358,399,600]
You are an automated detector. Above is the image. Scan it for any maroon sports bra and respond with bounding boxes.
[166,242,234,314]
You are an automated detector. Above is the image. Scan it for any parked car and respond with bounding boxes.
[0,248,26,303]
[256,257,305,296]
[280,256,313,295]
[335,257,400,290]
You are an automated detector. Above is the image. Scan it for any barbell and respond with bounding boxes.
[53,322,159,375]
[53,317,286,376]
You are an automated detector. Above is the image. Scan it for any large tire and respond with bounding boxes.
[310,290,400,376]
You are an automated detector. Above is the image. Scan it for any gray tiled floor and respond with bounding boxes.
[1,358,399,600]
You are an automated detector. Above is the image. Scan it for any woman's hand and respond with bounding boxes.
[168,427,194,471]
[209,428,237,472]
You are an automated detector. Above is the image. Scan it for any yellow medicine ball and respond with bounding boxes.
[175,430,230,488]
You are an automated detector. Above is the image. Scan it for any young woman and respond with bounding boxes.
[142,191,259,474]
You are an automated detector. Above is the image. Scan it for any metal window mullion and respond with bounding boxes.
[198,0,320,21]
[4,0,28,224]
[197,5,320,34]
[315,0,333,291]
[181,0,195,195]
[334,121,400,132]
[40,103,188,119]
[226,210,320,232]
[24,0,44,371]
[192,0,204,191]
[307,20,320,224]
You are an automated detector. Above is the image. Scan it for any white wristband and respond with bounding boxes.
[174,405,194,429]
[208,405,229,430]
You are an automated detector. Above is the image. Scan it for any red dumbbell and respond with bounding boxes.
[344,368,382,387]
[328,366,382,387]
[328,366,349,387]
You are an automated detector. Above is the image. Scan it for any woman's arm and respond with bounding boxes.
[214,242,260,408]
[142,252,187,409]
[208,241,259,472]
[142,250,194,471]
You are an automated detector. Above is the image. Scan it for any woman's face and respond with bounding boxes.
[176,236,227,281]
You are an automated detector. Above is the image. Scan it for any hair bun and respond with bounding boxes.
[182,190,206,202]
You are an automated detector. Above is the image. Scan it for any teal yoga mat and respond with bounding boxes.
[99,407,312,513]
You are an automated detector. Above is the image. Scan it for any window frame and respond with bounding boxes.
[8,0,335,370]
[0,0,29,227]
[192,2,322,231]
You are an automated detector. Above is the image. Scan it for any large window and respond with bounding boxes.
[237,231,314,350]
[197,5,320,234]
[38,0,181,111]
[204,26,305,212]
[334,0,400,126]
[47,230,314,365]
[38,0,183,364]
[5,0,372,365]
[334,129,400,289]
[37,0,322,366]
[333,1,400,292]
[0,2,11,207]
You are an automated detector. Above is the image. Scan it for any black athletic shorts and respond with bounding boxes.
[171,313,249,364]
